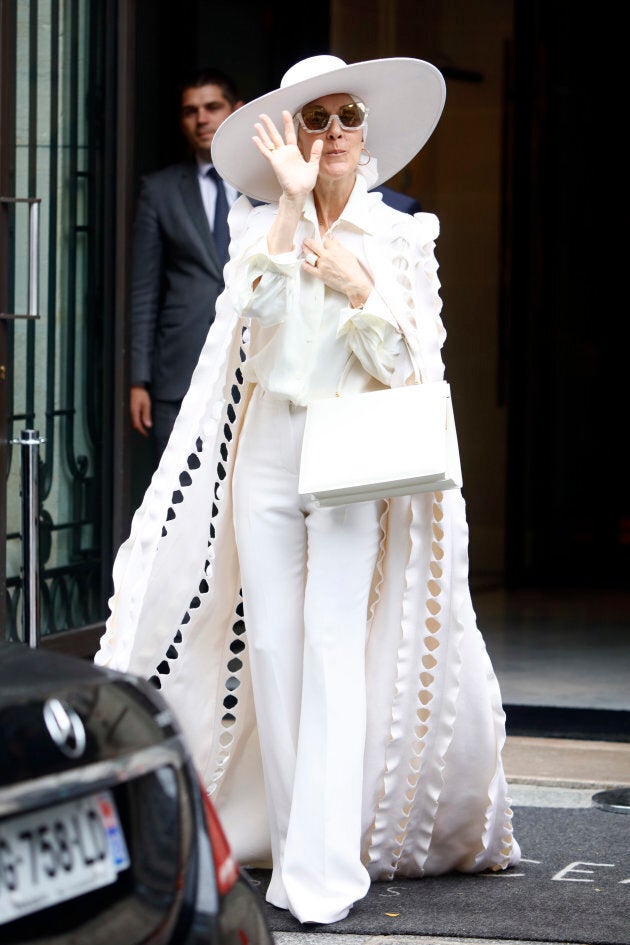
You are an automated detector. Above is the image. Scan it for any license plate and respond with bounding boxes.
[0,790,130,925]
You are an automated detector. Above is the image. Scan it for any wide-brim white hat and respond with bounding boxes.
[211,54,446,203]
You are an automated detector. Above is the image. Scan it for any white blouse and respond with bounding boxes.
[230,176,414,405]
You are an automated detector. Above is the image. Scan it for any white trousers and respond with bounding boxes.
[232,387,383,924]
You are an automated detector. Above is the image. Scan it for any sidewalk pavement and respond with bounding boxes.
[503,735,630,790]
[274,937,584,945]
[270,736,630,945]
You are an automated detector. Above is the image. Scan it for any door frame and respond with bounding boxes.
[0,0,16,636]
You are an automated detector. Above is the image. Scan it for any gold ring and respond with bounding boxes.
[305,252,318,267]
[268,144,275,151]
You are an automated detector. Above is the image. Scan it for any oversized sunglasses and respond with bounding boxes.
[294,100,368,134]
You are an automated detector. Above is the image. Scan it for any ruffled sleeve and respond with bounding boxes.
[229,207,302,327]
[337,289,413,387]
[387,211,446,384]
[412,212,445,348]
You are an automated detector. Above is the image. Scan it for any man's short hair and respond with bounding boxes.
[177,67,242,108]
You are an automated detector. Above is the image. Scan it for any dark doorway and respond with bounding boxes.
[128,0,332,510]
[481,0,629,735]
[505,0,628,589]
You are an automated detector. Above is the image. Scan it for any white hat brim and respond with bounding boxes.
[211,57,446,203]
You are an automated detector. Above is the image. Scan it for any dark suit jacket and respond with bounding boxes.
[373,185,422,215]
[131,160,226,402]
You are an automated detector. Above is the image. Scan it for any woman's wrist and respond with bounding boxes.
[267,192,306,254]
[347,284,371,309]
[278,191,307,216]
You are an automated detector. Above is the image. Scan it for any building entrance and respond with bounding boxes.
[0,0,116,651]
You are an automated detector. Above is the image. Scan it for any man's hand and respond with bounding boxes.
[130,386,152,436]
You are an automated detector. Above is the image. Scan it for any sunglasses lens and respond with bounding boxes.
[338,103,365,128]
[298,100,366,132]
[301,106,329,131]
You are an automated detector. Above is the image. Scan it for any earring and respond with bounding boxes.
[358,147,371,166]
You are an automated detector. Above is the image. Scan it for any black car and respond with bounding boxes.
[0,640,273,944]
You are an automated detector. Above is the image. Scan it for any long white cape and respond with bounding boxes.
[96,195,519,877]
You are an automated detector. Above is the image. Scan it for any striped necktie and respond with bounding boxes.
[207,165,229,267]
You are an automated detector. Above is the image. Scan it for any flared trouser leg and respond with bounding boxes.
[232,390,382,924]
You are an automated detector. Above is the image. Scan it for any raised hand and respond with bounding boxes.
[253,110,322,200]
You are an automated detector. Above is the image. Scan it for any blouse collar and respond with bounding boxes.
[303,174,377,237]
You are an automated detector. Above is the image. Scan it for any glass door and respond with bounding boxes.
[0,0,114,648]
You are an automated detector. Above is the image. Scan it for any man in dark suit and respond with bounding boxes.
[130,68,243,459]
[374,184,422,214]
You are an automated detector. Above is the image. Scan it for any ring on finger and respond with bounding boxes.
[304,252,318,267]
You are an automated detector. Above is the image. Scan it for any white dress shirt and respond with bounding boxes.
[197,158,239,231]
[231,176,413,405]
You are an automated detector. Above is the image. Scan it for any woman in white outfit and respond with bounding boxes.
[96,55,521,926]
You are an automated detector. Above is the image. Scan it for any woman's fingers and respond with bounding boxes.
[302,238,371,299]
[281,110,297,145]
[253,120,279,153]
[253,111,319,199]
[254,111,300,152]
[252,135,273,158]
[257,112,287,148]
[308,138,323,168]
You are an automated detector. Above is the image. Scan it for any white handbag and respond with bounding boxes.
[298,352,462,508]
